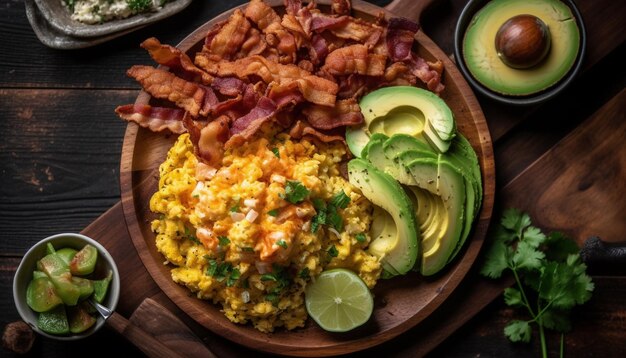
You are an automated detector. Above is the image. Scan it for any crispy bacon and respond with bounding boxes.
[322,44,387,76]
[207,9,251,60]
[331,0,351,15]
[140,38,213,84]
[302,98,363,130]
[284,0,301,16]
[244,0,296,63]
[289,120,345,144]
[409,54,445,94]
[195,54,338,106]
[238,27,267,58]
[211,76,247,97]
[184,114,230,167]
[386,17,420,62]
[127,65,205,117]
[329,17,383,48]
[115,104,186,133]
[310,13,350,32]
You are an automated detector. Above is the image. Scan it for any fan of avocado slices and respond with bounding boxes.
[347,86,482,277]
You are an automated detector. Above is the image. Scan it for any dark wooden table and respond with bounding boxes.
[1,0,624,357]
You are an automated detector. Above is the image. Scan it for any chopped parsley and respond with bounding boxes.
[260,265,292,306]
[184,226,200,245]
[127,0,153,12]
[276,240,288,249]
[327,245,339,258]
[271,147,280,158]
[280,180,310,204]
[267,209,279,217]
[481,208,594,354]
[330,190,350,209]
[242,246,255,253]
[229,199,240,213]
[218,236,230,247]
[298,267,310,279]
[355,233,367,243]
[310,191,347,233]
[204,256,240,286]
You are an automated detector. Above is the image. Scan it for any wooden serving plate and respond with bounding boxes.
[119,0,495,356]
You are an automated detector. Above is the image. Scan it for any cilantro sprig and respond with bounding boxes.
[280,180,310,204]
[481,209,594,357]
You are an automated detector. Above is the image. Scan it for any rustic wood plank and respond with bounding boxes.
[0,89,133,253]
[430,276,626,357]
[494,45,625,187]
[500,89,626,245]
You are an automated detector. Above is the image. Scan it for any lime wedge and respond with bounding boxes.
[305,269,374,332]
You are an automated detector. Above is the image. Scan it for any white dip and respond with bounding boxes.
[65,0,169,24]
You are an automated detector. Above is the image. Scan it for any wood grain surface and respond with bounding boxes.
[1,0,625,357]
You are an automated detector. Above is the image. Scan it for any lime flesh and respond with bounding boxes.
[305,269,374,332]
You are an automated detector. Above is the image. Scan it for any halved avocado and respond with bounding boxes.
[348,159,420,276]
[463,0,580,96]
[346,86,456,156]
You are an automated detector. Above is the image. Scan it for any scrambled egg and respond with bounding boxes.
[150,131,381,332]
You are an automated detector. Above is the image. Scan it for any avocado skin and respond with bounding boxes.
[463,0,580,96]
[348,158,420,276]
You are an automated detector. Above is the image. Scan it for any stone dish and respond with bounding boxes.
[33,0,193,38]
[25,0,144,50]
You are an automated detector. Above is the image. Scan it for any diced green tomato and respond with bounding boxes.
[37,305,70,335]
[92,271,112,304]
[33,270,47,280]
[46,242,56,255]
[50,273,81,306]
[72,277,94,301]
[67,303,97,334]
[37,253,68,277]
[38,254,81,306]
[26,277,63,313]
[69,244,98,276]
[56,248,78,266]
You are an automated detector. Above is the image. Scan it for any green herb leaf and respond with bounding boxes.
[327,245,338,258]
[503,287,524,307]
[355,233,366,243]
[543,232,580,262]
[299,267,310,279]
[504,320,532,343]
[271,147,280,158]
[501,208,531,238]
[282,181,310,204]
[127,0,152,12]
[522,226,546,248]
[267,209,279,217]
[326,205,343,231]
[330,190,350,209]
[276,240,288,249]
[540,309,572,332]
[226,268,241,287]
[218,236,230,247]
[512,241,545,271]
[480,239,510,278]
[185,226,201,245]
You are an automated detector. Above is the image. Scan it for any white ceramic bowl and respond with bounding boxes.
[13,233,121,340]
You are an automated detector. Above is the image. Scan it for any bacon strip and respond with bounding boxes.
[289,120,345,144]
[386,17,420,62]
[322,44,387,76]
[302,98,363,130]
[244,0,296,63]
[330,17,382,48]
[140,37,213,84]
[115,104,186,133]
[195,54,338,106]
[127,65,205,117]
[207,9,251,60]
[409,54,445,94]
[331,0,351,15]
[183,114,230,167]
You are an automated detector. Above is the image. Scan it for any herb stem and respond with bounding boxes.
[539,318,548,358]
[560,333,565,358]
[512,268,536,317]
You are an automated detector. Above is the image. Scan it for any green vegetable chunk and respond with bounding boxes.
[69,244,98,276]
[72,277,94,301]
[26,277,63,313]
[56,248,78,266]
[37,253,81,306]
[46,242,56,255]
[92,271,113,304]
[67,302,97,334]
[37,305,70,335]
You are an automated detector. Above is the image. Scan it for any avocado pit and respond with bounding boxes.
[495,14,551,69]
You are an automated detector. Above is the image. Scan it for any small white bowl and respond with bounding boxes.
[13,233,121,340]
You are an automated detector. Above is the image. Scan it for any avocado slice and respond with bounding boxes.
[406,158,466,276]
[346,86,456,156]
[348,158,420,276]
[463,0,580,96]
